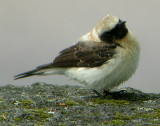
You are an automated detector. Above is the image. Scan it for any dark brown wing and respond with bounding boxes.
[14,41,120,80]
[50,41,119,67]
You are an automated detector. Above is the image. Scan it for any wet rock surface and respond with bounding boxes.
[0,83,160,125]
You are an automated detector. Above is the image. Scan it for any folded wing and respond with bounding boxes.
[14,41,120,80]
[52,41,118,67]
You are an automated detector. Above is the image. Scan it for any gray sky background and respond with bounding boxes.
[0,0,160,93]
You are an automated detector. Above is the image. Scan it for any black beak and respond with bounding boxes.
[118,21,126,26]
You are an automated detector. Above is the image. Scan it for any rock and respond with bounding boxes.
[0,83,160,125]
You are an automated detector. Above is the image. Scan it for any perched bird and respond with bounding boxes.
[14,15,140,96]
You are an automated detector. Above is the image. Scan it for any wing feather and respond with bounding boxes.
[14,41,121,80]
[51,41,119,67]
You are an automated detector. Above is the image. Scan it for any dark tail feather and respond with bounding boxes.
[14,69,39,80]
[14,63,53,80]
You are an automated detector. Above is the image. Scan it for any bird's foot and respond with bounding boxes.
[92,89,106,99]
[92,89,126,99]
[103,89,126,98]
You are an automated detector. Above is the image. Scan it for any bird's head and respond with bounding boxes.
[95,15,128,42]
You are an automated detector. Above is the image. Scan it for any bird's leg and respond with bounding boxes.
[92,89,105,99]
[102,89,110,95]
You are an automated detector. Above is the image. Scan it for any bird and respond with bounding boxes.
[14,15,140,96]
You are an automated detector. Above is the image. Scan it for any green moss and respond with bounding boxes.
[66,99,78,106]
[92,98,129,105]
[28,115,35,120]
[77,89,88,96]
[136,124,142,126]
[102,112,131,125]
[14,117,21,122]
[114,112,133,120]
[102,119,125,125]
[133,109,160,123]
[108,110,160,125]
[10,124,17,126]
[14,109,53,123]
[20,99,34,108]
[135,112,157,118]
[151,119,160,124]
[156,108,160,113]
[76,100,86,106]
[111,120,125,125]
[65,98,87,106]
[32,109,53,121]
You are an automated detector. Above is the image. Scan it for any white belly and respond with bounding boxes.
[64,36,140,93]
[65,55,138,92]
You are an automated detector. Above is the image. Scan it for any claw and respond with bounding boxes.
[92,89,105,99]
[102,89,127,99]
